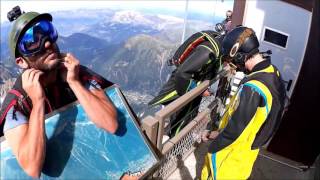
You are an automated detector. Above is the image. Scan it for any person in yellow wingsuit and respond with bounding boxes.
[201,26,286,180]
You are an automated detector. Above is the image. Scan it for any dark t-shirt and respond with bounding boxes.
[1,66,112,133]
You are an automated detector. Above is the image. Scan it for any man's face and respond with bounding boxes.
[22,41,61,73]
[222,54,246,72]
[221,54,234,64]
[17,20,60,73]
[226,12,232,21]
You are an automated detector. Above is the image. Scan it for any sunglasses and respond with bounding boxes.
[18,20,58,57]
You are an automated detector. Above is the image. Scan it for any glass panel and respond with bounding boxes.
[183,0,235,40]
[180,0,234,99]
[1,1,187,114]
[1,1,234,115]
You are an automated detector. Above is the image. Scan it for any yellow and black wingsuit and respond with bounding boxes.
[148,31,223,136]
[149,31,223,106]
[201,58,286,180]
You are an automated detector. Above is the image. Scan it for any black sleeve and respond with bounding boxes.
[175,45,213,95]
[208,85,264,153]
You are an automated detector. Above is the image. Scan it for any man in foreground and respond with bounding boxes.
[0,7,118,178]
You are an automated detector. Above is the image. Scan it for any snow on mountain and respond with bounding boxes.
[111,10,154,26]
[157,14,184,23]
[109,10,184,31]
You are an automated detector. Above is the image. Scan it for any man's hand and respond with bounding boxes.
[202,89,212,97]
[120,171,142,180]
[223,62,237,75]
[21,68,45,102]
[6,69,46,178]
[60,53,80,84]
[120,174,140,180]
[61,55,118,133]
[201,130,219,142]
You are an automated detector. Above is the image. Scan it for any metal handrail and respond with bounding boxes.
[154,68,230,150]
[155,80,210,150]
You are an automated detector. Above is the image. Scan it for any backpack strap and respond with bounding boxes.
[200,32,220,58]
[0,89,32,126]
[8,89,32,113]
[79,65,113,89]
[175,31,221,66]
[177,36,206,65]
[0,99,18,125]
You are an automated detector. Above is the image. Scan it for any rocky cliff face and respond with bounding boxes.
[100,34,175,95]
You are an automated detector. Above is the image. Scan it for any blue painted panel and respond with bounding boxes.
[1,86,158,179]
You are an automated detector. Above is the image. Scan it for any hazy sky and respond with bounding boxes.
[1,0,233,22]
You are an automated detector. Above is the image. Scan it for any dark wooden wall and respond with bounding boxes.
[231,0,246,28]
[281,0,313,11]
[231,0,319,165]
[268,0,319,165]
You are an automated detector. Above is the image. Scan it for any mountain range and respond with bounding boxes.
[0,9,218,115]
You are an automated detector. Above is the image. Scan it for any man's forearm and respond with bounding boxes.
[69,81,118,133]
[19,100,46,178]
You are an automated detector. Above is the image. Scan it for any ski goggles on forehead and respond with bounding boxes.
[17,20,58,56]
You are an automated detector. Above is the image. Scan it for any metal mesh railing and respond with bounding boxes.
[142,68,233,179]
[153,109,210,179]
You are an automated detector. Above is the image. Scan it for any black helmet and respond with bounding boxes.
[8,6,52,58]
[222,26,259,65]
